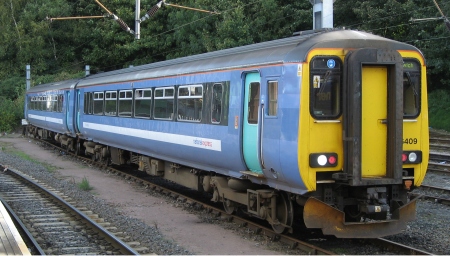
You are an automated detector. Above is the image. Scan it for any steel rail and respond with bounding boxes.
[1,165,139,255]
[370,238,433,255]
[0,196,45,255]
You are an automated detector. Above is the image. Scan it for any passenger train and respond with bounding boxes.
[24,29,429,238]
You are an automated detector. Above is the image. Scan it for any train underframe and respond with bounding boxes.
[27,126,418,238]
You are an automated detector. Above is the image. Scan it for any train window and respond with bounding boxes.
[42,96,46,111]
[52,95,58,112]
[37,96,42,111]
[154,87,174,120]
[29,97,34,110]
[178,85,203,122]
[58,94,64,112]
[134,89,152,119]
[105,91,117,116]
[211,84,223,124]
[84,93,89,114]
[45,96,51,111]
[310,57,342,119]
[119,90,133,117]
[84,92,94,114]
[268,81,278,116]
[403,59,421,118]
[93,92,104,115]
[248,82,260,124]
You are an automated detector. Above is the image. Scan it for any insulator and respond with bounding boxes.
[140,1,163,22]
[111,15,135,34]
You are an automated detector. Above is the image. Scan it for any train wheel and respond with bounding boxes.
[223,199,236,214]
[271,192,294,234]
[75,142,81,156]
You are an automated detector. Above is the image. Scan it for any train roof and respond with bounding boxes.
[27,78,80,93]
[28,29,423,92]
[77,29,420,87]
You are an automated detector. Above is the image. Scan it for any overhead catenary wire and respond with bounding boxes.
[410,0,450,32]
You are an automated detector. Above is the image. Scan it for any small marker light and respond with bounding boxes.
[328,155,337,165]
[317,155,327,166]
[402,154,407,162]
[408,152,417,162]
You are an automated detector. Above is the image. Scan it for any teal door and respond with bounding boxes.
[65,91,71,132]
[243,73,263,174]
[75,90,81,133]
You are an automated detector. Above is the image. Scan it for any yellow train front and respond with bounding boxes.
[298,31,428,238]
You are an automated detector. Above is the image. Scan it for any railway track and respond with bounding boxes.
[416,184,450,206]
[0,165,140,255]
[427,162,450,174]
[24,137,434,255]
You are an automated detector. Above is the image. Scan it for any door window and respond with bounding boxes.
[248,82,260,124]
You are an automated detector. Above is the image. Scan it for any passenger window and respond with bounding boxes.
[58,95,64,112]
[178,85,203,122]
[51,95,58,112]
[119,90,133,117]
[84,92,94,114]
[32,97,35,110]
[84,93,89,114]
[310,57,342,119]
[154,87,174,120]
[268,81,278,116]
[47,96,52,111]
[38,96,42,111]
[134,89,152,118]
[105,91,117,116]
[403,59,421,118]
[93,92,104,115]
[211,84,223,124]
[248,82,260,124]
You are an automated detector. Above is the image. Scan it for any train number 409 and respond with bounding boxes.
[403,138,418,144]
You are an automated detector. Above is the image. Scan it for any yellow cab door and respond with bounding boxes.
[343,49,403,186]
[361,66,387,177]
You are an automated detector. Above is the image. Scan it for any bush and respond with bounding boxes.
[0,96,23,132]
[428,89,450,132]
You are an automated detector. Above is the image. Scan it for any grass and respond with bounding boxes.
[0,141,59,172]
[78,176,93,191]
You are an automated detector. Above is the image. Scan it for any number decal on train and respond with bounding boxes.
[403,138,418,144]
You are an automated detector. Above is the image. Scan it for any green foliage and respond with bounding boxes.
[78,176,93,191]
[428,90,450,131]
[0,76,26,101]
[0,95,24,132]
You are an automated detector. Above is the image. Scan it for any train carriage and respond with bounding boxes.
[25,29,429,238]
[25,79,79,148]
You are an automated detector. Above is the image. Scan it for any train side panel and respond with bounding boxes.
[77,72,247,178]
[26,91,70,136]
